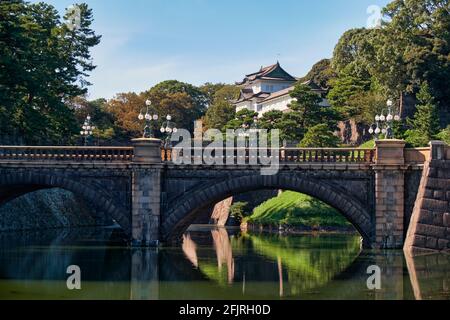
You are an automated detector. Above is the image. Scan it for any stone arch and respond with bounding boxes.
[162,174,373,246]
[0,171,130,235]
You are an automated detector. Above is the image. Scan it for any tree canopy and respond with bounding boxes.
[144,80,208,132]
[297,59,336,89]
[0,1,100,144]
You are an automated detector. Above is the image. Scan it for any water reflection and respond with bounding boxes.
[0,227,448,300]
[405,253,450,300]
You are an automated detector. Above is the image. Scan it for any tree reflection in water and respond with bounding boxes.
[182,229,362,297]
[0,227,448,299]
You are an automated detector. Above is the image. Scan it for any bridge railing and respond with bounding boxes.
[0,146,134,162]
[161,147,375,164]
[0,146,375,164]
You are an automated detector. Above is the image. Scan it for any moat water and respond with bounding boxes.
[0,227,448,300]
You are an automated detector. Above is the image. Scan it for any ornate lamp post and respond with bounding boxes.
[80,115,95,146]
[237,116,259,148]
[369,99,401,140]
[249,116,259,133]
[160,115,177,148]
[138,99,159,138]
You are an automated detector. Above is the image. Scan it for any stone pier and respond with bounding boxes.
[374,140,406,249]
[131,138,162,246]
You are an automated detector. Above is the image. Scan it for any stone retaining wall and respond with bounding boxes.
[404,141,450,255]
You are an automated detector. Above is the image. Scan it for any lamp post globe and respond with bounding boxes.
[80,115,95,146]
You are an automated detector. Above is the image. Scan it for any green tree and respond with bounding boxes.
[380,0,450,103]
[0,1,101,144]
[330,1,450,125]
[70,97,118,144]
[145,80,208,132]
[332,28,375,77]
[298,59,337,89]
[258,110,284,130]
[405,83,441,147]
[436,126,450,145]
[256,84,341,143]
[289,83,340,129]
[327,65,372,118]
[258,110,303,143]
[299,124,340,148]
[199,82,226,107]
[224,109,258,130]
[203,85,239,130]
[204,101,235,131]
[229,202,249,222]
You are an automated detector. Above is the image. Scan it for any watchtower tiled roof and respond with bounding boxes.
[235,62,297,86]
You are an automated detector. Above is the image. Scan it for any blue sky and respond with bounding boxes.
[39,0,390,99]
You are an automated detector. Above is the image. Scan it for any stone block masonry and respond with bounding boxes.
[404,141,450,256]
[131,138,163,246]
[373,140,407,249]
[0,139,433,249]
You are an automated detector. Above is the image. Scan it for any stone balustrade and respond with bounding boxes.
[0,146,134,161]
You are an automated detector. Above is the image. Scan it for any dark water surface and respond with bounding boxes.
[0,227,448,300]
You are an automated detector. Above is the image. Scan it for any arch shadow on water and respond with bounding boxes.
[0,172,130,235]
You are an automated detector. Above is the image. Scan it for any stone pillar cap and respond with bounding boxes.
[132,138,161,143]
[375,139,406,145]
[132,138,162,164]
[429,140,447,146]
[375,139,406,165]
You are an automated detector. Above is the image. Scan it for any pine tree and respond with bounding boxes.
[405,82,441,147]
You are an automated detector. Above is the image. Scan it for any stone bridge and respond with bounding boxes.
[0,139,448,252]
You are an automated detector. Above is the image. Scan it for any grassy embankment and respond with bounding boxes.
[245,191,352,229]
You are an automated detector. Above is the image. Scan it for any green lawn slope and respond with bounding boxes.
[246,191,352,229]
